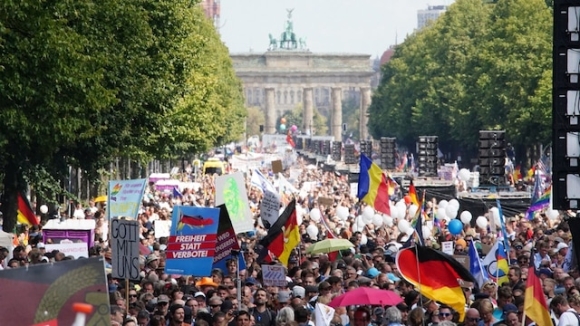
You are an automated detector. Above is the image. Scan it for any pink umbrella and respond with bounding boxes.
[328,287,403,307]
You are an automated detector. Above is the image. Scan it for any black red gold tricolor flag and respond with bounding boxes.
[524,253,552,325]
[258,199,300,266]
[396,246,475,321]
[17,192,38,226]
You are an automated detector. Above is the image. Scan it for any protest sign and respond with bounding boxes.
[111,218,140,280]
[165,206,220,276]
[45,242,88,259]
[107,179,147,220]
[215,172,254,234]
[441,241,454,256]
[0,257,108,326]
[454,255,470,270]
[260,190,281,227]
[262,264,287,287]
[213,204,247,272]
[271,160,283,174]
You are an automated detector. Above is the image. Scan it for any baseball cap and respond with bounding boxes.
[557,242,569,251]
[157,294,170,303]
[278,290,291,303]
[366,267,380,278]
[293,286,306,298]
[194,291,206,298]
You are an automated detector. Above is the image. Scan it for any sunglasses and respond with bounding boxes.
[439,313,452,317]
[129,294,138,298]
[515,245,523,250]
[211,304,221,308]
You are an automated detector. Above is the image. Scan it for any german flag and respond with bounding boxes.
[258,199,300,266]
[408,180,420,207]
[17,192,38,226]
[396,246,475,321]
[524,255,552,325]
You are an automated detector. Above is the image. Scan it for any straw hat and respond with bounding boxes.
[195,277,218,288]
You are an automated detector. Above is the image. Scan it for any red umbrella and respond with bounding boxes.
[328,287,403,308]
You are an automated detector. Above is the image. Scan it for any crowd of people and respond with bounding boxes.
[0,155,575,326]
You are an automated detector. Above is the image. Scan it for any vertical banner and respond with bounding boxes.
[165,206,220,276]
[107,179,147,220]
[0,257,109,325]
[215,172,254,234]
[213,204,247,272]
[111,218,140,280]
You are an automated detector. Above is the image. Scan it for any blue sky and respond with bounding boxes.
[220,0,455,57]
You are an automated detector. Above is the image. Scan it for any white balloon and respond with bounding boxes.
[408,205,419,218]
[363,206,375,222]
[438,200,449,209]
[351,222,361,232]
[310,208,321,222]
[490,207,501,225]
[422,226,431,239]
[443,216,451,222]
[445,205,458,219]
[398,219,410,233]
[336,206,349,221]
[357,216,366,228]
[406,226,415,236]
[383,215,394,227]
[437,207,447,220]
[460,211,472,224]
[40,205,49,214]
[296,205,304,225]
[306,224,318,238]
[448,199,460,210]
[391,206,402,219]
[476,216,488,229]
[372,214,384,227]
[547,209,560,220]
[458,168,471,182]
[360,234,368,245]
[396,200,406,208]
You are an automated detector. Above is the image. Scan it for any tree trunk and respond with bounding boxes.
[1,161,26,233]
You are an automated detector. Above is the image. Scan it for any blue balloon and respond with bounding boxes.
[448,219,463,235]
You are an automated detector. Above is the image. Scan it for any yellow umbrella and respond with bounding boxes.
[94,195,107,203]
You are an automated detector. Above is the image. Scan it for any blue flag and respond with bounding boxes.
[469,240,488,288]
[173,187,183,199]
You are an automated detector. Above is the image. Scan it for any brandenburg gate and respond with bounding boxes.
[230,9,374,141]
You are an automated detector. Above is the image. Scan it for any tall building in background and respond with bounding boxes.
[417,5,448,29]
[201,0,220,29]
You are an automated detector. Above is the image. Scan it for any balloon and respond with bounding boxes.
[476,216,488,229]
[398,219,410,233]
[357,216,366,228]
[458,168,471,182]
[445,205,458,219]
[393,206,405,219]
[437,207,447,220]
[291,125,298,132]
[547,209,560,220]
[280,118,287,124]
[448,219,463,235]
[372,214,383,227]
[490,207,500,225]
[422,226,431,239]
[406,226,415,236]
[40,205,48,214]
[296,205,304,225]
[383,215,394,227]
[404,195,412,205]
[310,208,321,222]
[280,124,286,130]
[307,224,318,238]
[408,205,419,218]
[361,234,368,245]
[336,206,349,221]
[443,216,451,223]
[460,211,472,224]
[438,200,449,209]
[448,199,460,210]
[362,206,375,223]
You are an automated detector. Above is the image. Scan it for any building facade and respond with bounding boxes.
[417,5,448,29]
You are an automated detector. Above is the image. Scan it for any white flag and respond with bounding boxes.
[315,303,335,326]
[250,169,276,193]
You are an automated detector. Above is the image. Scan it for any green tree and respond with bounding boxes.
[246,107,266,137]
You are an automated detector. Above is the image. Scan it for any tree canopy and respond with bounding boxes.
[368,0,552,160]
[0,0,245,230]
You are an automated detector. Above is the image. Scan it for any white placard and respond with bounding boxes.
[45,242,88,259]
[215,172,254,234]
[262,264,287,287]
[154,220,172,238]
[111,219,140,280]
[442,241,454,256]
[350,183,359,198]
[260,190,281,228]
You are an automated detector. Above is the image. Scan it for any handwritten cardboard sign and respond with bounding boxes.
[271,160,283,174]
[260,190,281,228]
[111,219,140,280]
[441,241,454,256]
[262,264,287,287]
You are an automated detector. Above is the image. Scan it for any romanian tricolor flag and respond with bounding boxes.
[17,192,38,226]
[524,256,552,326]
[408,180,420,207]
[357,154,390,216]
[258,200,300,266]
[396,246,475,321]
